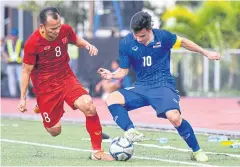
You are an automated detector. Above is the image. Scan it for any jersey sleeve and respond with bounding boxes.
[161,30,177,49]
[23,39,36,65]
[172,36,182,49]
[119,38,130,69]
[65,24,77,44]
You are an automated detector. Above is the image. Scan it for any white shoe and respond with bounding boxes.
[191,149,209,162]
[124,128,144,142]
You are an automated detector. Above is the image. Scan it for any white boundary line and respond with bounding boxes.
[136,143,240,159]
[82,138,240,159]
[1,139,218,167]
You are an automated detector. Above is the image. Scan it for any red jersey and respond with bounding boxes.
[23,24,77,94]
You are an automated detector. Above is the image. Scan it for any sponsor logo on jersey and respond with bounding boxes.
[44,46,51,50]
[132,46,138,51]
[62,37,68,44]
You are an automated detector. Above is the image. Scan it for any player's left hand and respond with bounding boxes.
[18,98,27,113]
[86,44,98,56]
[97,68,113,80]
[205,51,221,60]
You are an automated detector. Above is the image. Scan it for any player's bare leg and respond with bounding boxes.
[33,103,61,137]
[34,103,61,137]
[34,102,110,139]
[74,94,114,161]
[45,121,62,137]
[166,109,208,162]
[106,91,144,142]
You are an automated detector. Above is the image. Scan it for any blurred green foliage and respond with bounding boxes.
[162,1,240,49]
[162,1,240,92]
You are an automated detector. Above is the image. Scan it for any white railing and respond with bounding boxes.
[171,49,240,96]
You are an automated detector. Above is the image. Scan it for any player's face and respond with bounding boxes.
[133,28,152,45]
[41,14,62,41]
[111,61,119,70]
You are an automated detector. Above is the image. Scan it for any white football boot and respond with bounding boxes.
[124,128,144,142]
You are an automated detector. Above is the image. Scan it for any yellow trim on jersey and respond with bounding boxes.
[172,36,182,49]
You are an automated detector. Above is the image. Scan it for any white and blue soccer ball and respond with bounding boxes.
[109,136,134,161]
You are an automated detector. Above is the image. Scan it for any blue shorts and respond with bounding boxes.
[118,86,181,118]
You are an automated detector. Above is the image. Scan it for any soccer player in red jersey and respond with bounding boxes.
[17,7,114,161]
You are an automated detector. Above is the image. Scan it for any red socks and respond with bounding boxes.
[85,113,102,151]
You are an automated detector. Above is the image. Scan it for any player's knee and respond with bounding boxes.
[46,127,61,137]
[86,102,97,116]
[106,91,124,106]
[74,95,97,116]
[166,110,182,127]
[82,101,97,116]
[105,93,115,106]
[50,131,61,137]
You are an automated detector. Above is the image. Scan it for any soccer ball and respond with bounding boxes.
[109,136,134,161]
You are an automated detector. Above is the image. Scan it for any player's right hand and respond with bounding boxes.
[97,68,113,80]
[18,98,27,113]
[205,50,221,60]
[86,44,98,56]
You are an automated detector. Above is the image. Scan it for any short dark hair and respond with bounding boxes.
[39,7,60,24]
[130,11,152,33]
[112,59,119,65]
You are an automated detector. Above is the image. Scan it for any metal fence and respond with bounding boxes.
[171,49,240,97]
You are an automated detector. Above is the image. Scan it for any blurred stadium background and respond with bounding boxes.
[1,0,240,166]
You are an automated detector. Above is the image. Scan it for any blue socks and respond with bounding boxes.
[108,104,200,152]
[108,104,135,131]
[175,119,200,152]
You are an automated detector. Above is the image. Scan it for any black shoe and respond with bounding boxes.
[102,133,110,139]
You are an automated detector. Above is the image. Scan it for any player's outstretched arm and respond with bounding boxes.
[18,63,34,113]
[97,68,129,80]
[75,37,98,56]
[180,36,221,60]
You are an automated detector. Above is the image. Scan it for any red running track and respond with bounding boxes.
[1,97,240,132]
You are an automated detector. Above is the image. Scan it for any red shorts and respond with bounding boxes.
[36,76,88,128]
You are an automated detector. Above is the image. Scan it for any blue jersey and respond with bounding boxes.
[119,29,177,89]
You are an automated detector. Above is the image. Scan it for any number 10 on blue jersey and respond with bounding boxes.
[143,56,152,67]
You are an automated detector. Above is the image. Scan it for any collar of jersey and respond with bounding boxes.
[146,31,158,47]
[133,30,158,47]
[133,36,156,47]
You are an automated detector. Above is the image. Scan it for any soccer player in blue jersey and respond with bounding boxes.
[97,11,221,162]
